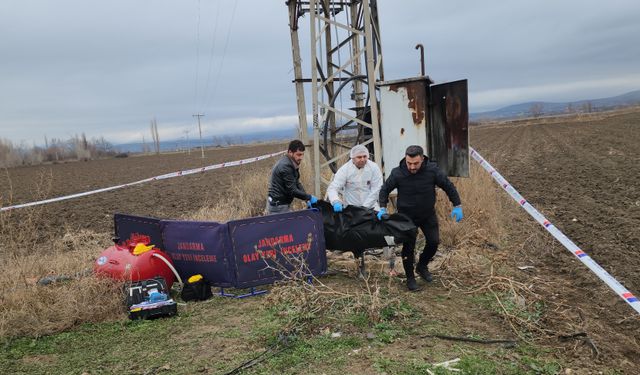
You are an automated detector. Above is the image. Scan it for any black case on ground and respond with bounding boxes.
[181,278,213,302]
[128,300,177,320]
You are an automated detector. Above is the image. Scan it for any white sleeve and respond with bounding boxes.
[327,164,348,204]
[362,162,384,209]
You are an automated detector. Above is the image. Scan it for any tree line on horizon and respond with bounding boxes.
[529,101,596,118]
[0,133,117,168]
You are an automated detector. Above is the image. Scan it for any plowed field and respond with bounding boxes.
[0,143,284,238]
[471,108,640,368]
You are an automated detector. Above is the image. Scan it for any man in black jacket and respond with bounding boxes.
[266,140,318,214]
[378,145,463,291]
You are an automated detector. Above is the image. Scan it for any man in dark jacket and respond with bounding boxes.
[266,140,318,214]
[378,145,463,291]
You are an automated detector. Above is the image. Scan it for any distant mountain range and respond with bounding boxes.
[115,90,640,153]
[114,127,297,153]
[470,89,640,121]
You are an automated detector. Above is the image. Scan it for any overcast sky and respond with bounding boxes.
[1,0,639,145]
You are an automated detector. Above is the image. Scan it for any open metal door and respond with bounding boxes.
[430,79,469,177]
[378,76,432,177]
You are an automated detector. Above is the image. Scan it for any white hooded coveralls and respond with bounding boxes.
[326,159,383,210]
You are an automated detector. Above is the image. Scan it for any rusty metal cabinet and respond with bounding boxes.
[378,77,469,177]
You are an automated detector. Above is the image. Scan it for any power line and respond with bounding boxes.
[208,0,238,108]
[193,0,202,114]
[199,1,221,112]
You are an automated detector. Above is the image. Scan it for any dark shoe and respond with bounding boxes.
[406,277,419,291]
[416,265,433,283]
[402,258,415,280]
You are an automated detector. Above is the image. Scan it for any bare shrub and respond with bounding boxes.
[264,253,402,335]
[0,135,116,168]
[0,139,24,168]
[432,164,564,339]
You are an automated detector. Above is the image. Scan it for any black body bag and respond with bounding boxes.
[314,200,417,256]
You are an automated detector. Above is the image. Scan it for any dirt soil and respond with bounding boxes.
[471,108,640,369]
[0,143,285,238]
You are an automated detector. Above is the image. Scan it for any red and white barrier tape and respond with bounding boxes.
[0,151,286,212]
[470,147,640,315]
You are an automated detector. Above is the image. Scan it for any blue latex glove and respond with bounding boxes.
[451,206,463,222]
[332,202,343,212]
[307,195,319,208]
[376,207,387,220]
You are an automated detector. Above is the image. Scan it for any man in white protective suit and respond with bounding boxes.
[326,144,395,277]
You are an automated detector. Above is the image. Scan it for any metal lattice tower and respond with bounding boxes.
[287,0,385,195]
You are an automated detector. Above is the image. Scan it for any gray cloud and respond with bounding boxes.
[1,0,639,144]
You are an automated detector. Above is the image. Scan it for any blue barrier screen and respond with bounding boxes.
[114,213,164,249]
[113,210,327,290]
[161,220,235,287]
[227,209,327,289]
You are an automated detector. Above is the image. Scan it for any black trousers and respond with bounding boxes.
[401,214,440,276]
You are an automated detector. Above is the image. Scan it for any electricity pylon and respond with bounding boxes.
[287,0,384,195]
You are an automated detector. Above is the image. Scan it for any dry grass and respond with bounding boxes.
[184,159,401,336]
[437,163,504,249]
[187,169,270,222]
[431,163,506,289]
[258,160,515,338]
[434,163,567,340]
[0,230,123,338]
[0,150,524,340]
[0,157,311,339]
[187,158,314,222]
[0,168,54,253]
[1,167,125,339]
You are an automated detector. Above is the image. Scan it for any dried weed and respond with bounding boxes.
[0,230,123,338]
[263,253,401,335]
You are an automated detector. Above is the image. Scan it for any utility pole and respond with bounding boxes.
[193,113,205,158]
[183,129,191,155]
